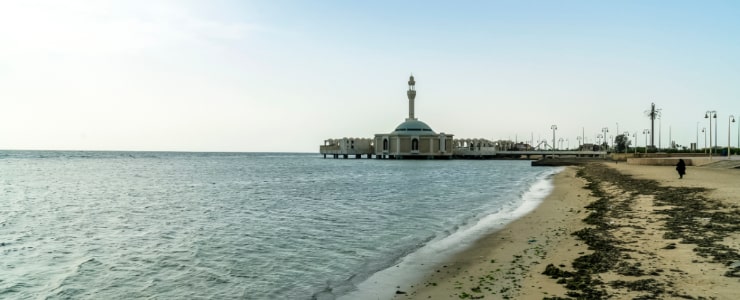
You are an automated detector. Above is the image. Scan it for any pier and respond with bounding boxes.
[319,142,607,160]
[453,149,607,159]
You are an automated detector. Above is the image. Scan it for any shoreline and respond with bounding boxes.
[339,167,563,300]
[400,163,740,299]
[398,166,590,299]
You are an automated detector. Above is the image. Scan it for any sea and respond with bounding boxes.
[0,151,561,299]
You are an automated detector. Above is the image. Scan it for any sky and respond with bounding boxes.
[1,0,739,152]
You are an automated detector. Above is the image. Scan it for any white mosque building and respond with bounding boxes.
[320,75,454,159]
[373,75,454,159]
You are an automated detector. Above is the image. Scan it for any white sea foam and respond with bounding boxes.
[340,167,563,300]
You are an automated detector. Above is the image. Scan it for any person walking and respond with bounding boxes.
[676,159,686,179]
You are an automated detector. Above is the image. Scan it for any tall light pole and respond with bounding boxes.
[696,122,699,152]
[715,113,719,152]
[658,115,662,149]
[706,110,717,159]
[729,115,736,158]
[551,125,557,156]
[582,127,585,150]
[615,122,619,148]
[633,132,638,154]
[643,129,650,154]
[602,127,609,149]
[702,128,706,154]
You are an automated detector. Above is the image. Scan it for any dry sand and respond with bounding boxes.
[398,162,740,299]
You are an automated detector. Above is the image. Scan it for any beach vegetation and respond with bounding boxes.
[614,134,631,153]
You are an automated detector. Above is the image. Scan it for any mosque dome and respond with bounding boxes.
[391,119,437,135]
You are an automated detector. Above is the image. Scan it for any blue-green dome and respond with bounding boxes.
[392,119,437,135]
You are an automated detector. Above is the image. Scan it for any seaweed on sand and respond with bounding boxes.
[542,163,740,299]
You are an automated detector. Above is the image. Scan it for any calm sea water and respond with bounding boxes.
[0,151,560,299]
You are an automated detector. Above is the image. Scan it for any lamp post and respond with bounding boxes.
[705,110,717,159]
[702,128,706,154]
[602,127,609,149]
[643,129,650,154]
[551,125,557,157]
[658,115,662,149]
[633,132,637,154]
[715,113,719,152]
[696,122,699,152]
[610,135,613,149]
[616,122,619,147]
[729,115,736,158]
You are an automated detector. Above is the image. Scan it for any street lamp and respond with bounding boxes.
[551,125,557,157]
[558,138,564,150]
[729,115,736,158]
[633,132,637,154]
[702,128,706,154]
[616,122,619,147]
[602,127,609,148]
[696,122,699,152]
[658,114,662,149]
[705,110,717,159]
[643,129,650,154]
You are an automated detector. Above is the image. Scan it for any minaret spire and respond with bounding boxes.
[407,74,416,120]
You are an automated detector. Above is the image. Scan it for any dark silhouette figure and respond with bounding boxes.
[676,159,686,179]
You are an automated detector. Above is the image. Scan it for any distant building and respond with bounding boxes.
[321,138,373,157]
[580,143,599,151]
[373,75,454,159]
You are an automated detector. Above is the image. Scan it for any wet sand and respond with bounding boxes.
[399,162,740,299]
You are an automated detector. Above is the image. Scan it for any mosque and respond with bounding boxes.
[320,75,454,159]
[320,75,605,160]
[373,75,454,159]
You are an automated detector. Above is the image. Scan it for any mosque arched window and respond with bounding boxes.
[383,139,389,150]
[411,138,419,151]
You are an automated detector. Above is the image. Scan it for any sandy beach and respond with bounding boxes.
[399,162,740,299]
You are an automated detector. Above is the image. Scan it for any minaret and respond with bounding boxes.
[407,74,416,120]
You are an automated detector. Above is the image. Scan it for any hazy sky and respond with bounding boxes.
[2,1,739,152]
